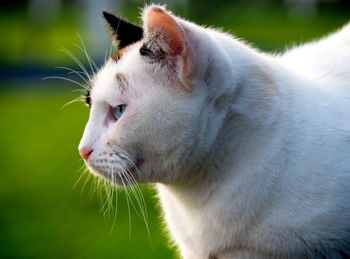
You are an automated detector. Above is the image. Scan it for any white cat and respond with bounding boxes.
[78,5,350,259]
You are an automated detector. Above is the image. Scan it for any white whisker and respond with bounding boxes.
[74,165,90,189]
[108,42,115,61]
[72,89,86,93]
[60,96,85,110]
[43,76,88,90]
[110,167,119,232]
[55,66,90,85]
[126,170,148,221]
[80,169,93,195]
[59,47,92,81]
[123,169,150,239]
[118,172,132,240]
[89,176,99,197]
[76,34,99,73]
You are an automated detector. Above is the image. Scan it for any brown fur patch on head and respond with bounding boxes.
[112,45,131,61]
[112,42,139,61]
[115,72,127,93]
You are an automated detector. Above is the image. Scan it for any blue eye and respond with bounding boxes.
[112,105,126,120]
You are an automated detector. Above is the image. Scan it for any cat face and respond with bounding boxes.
[79,6,231,185]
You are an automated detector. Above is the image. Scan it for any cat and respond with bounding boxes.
[78,5,350,259]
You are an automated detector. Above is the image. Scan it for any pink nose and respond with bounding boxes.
[79,147,93,160]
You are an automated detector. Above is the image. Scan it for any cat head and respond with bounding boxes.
[78,5,235,185]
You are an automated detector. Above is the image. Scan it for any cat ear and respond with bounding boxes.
[144,6,185,55]
[142,6,194,91]
[102,11,143,48]
[142,6,184,56]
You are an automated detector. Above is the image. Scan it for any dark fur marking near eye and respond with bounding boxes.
[85,90,91,107]
[115,73,127,93]
[139,41,166,61]
[140,44,153,56]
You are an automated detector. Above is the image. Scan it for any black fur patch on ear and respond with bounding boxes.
[102,11,143,48]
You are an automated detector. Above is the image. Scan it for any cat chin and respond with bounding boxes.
[85,159,145,186]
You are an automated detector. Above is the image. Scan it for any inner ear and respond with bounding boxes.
[103,11,143,48]
[143,6,184,56]
[143,6,197,92]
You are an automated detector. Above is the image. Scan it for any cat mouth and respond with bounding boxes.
[134,158,145,170]
[87,158,145,185]
[123,158,145,181]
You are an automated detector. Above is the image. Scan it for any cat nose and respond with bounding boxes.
[79,146,93,160]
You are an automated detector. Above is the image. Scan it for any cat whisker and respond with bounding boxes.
[104,49,108,63]
[120,169,151,243]
[55,66,90,85]
[77,163,88,173]
[73,165,90,190]
[115,150,149,225]
[47,63,91,112]
[59,47,92,81]
[122,169,151,239]
[43,76,88,90]
[120,170,142,218]
[105,177,115,216]
[76,34,99,73]
[60,96,85,110]
[96,177,104,201]
[100,170,114,216]
[73,43,98,76]
[118,171,132,239]
[108,42,115,62]
[121,170,143,219]
[116,148,143,181]
[121,166,147,215]
[100,182,109,214]
[72,89,86,93]
[110,170,119,232]
[89,175,100,197]
[126,170,148,220]
[119,154,142,181]
[99,178,109,213]
[80,168,93,195]
[77,158,149,238]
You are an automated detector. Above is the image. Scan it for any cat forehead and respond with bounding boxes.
[91,44,145,100]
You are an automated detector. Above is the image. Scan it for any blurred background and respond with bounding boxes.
[0,0,349,258]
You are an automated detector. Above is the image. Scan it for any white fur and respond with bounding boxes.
[79,6,350,259]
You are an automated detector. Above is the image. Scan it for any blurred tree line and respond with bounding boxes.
[0,0,348,69]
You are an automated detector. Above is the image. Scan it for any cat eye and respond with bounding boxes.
[112,104,126,120]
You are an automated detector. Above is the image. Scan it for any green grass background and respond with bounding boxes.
[0,1,349,259]
[0,88,174,259]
